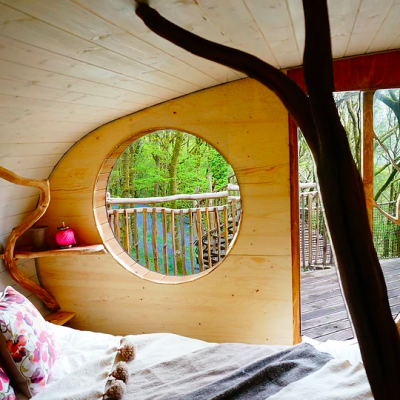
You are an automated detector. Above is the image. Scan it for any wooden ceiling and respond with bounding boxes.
[1,0,400,247]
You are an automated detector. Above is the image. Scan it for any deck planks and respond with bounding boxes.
[301,258,400,341]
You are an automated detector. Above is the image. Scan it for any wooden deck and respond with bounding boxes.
[301,258,400,341]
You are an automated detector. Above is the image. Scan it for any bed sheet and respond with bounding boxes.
[15,323,121,400]
[15,325,366,399]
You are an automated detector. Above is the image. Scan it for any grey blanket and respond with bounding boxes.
[26,333,371,399]
[125,342,332,400]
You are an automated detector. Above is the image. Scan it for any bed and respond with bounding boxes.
[10,323,372,400]
[0,284,373,400]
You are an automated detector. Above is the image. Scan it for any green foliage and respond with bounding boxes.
[299,89,400,260]
[107,130,234,206]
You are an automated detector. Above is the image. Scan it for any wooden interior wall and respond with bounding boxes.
[0,258,49,316]
[0,178,48,316]
[37,78,294,345]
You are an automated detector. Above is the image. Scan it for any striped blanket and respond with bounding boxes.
[28,332,373,400]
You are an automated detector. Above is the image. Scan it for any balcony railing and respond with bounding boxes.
[107,184,241,275]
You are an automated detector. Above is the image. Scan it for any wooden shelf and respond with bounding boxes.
[45,311,76,326]
[0,244,106,260]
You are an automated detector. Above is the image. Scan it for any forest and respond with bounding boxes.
[108,130,234,206]
[299,89,400,259]
[107,130,237,273]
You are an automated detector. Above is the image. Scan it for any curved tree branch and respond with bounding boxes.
[374,197,400,226]
[134,2,320,160]
[0,166,60,311]
[135,2,400,398]
[302,1,400,396]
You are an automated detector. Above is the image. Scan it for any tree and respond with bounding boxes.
[135,2,400,398]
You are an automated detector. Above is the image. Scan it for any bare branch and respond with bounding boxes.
[135,1,400,397]
[135,2,320,159]
[374,133,400,173]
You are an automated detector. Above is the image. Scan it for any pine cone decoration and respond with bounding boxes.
[111,361,129,383]
[119,342,136,362]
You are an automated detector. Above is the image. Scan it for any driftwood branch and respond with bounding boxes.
[134,2,320,159]
[374,197,400,226]
[0,166,60,311]
[374,133,400,173]
[302,0,400,396]
[135,2,400,398]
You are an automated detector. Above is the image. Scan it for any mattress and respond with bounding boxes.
[15,324,370,399]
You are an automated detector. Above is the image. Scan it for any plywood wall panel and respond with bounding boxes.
[186,0,279,68]
[0,0,219,89]
[367,0,400,53]
[38,254,292,344]
[344,0,394,57]
[37,79,294,345]
[72,0,240,83]
[0,143,71,158]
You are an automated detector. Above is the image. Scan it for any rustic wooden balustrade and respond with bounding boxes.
[299,190,333,269]
[107,190,241,275]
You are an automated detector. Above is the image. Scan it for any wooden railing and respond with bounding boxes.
[107,188,241,275]
[299,189,334,269]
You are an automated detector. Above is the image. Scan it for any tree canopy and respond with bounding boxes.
[107,130,235,207]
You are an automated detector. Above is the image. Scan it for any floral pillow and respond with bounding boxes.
[0,287,59,398]
[0,363,16,400]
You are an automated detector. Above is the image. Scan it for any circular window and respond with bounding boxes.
[104,130,241,278]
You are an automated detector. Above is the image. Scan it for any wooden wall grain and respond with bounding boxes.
[0,257,49,317]
[0,180,48,316]
[37,78,294,345]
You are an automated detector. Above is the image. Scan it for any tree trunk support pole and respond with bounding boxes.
[361,91,375,231]
[135,2,400,398]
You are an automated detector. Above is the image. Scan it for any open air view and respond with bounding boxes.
[106,130,241,276]
[299,89,400,341]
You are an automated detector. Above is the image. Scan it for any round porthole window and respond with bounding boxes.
[104,130,241,278]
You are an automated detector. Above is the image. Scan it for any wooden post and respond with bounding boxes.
[161,208,168,274]
[223,206,229,250]
[196,209,204,271]
[301,195,306,268]
[206,208,212,268]
[214,208,221,262]
[315,192,320,265]
[113,209,120,241]
[171,211,177,275]
[308,193,313,266]
[107,192,112,224]
[133,209,139,260]
[322,222,328,266]
[180,209,186,275]
[143,208,149,269]
[189,209,194,274]
[124,209,130,253]
[231,199,237,235]
[151,208,158,272]
[208,174,216,247]
[362,91,376,231]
